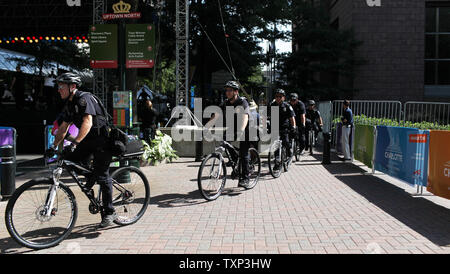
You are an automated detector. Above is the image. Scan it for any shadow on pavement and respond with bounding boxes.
[0,223,102,254]
[323,171,450,247]
[150,190,209,208]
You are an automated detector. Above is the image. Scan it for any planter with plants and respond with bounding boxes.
[141,130,179,166]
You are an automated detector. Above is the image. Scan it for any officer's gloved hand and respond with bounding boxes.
[44,146,57,158]
[62,143,77,158]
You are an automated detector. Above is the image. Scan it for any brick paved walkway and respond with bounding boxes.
[0,152,449,254]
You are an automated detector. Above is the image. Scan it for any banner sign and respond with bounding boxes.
[89,24,118,69]
[113,91,133,128]
[126,24,155,68]
[374,126,430,186]
[354,125,375,168]
[427,130,450,200]
[103,12,141,20]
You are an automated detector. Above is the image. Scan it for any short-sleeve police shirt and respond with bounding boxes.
[306,109,321,123]
[62,90,99,129]
[270,101,295,129]
[292,101,306,124]
[220,97,251,132]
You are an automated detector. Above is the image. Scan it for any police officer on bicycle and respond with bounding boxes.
[269,89,297,163]
[209,81,252,188]
[45,72,116,228]
[289,93,306,153]
[305,100,323,147]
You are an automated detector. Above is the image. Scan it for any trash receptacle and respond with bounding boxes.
[0,145,16,200]
[322,132,331,165]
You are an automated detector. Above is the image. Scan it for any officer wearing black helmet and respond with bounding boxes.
[269,89,297,162]
[209,80,252,188]
[45,72,116,228]
[289,93,306,153]
[305,100,323,147]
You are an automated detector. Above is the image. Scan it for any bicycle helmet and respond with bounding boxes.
[308,100,316,106]
[55,72,82,87]
[289,93,299,100]
[224,81,240,90]
[275,89,286,96]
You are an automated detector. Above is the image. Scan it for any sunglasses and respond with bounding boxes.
[275,95,283,98]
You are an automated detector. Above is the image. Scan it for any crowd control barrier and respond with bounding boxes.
[354,125,375,168]
[374,126,430,187]
[427,130,450,200]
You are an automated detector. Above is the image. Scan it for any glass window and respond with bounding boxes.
[425,34,436,59]
[438,34,450,59]
[426,7,437,32]
[439,7,450,32]
[425,7,450,86]
[438,61,450,85]
[425,61,436,85]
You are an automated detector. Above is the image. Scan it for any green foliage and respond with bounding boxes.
[333,115,450,131]
[280,0,364,100]
[141,130,179,165]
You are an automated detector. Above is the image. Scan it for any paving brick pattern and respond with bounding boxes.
[0,153,449,254]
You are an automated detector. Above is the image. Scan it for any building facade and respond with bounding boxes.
[330,0,450,102]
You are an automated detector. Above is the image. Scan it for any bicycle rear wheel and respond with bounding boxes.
[268,140,282,178]
[309,130,314,155]
[5,178,78,250]
[197,153,227,201]
[110,166,151,226]
[245,148,261,189]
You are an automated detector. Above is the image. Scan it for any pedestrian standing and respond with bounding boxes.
[10,65,26,110]
[341,100,353,162]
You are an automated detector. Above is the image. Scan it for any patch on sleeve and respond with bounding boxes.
[79,97,87,107]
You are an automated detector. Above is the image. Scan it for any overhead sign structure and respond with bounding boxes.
[126,24,155,69]
[89,24,118,69]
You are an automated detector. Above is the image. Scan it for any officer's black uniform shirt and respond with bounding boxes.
[306,109,321,124]
[219,96,251,139]
[62,90,106,130]
[270,101,295,130]
[292,101,306,125]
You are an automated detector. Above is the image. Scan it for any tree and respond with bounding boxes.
[280,0,364,101]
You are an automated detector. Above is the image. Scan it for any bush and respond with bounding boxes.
[332,115,450,131]
[141,130,179,166]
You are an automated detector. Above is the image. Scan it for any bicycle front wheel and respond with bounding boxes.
[198,153,226,201]
[5,178,78,250]
[268,140,282,178]
[245,148,261,190]
[110,166,151,226]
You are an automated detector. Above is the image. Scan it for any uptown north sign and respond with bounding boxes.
[366,0,381,7]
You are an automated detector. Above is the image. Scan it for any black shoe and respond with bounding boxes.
[238,179,250,188]
[99,212,117,228]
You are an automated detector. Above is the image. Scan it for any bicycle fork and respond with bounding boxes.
[43,167,63,218]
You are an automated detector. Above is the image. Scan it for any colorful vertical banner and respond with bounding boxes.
[125,24,155,68]
[89,24,118,68]
[113,91,133,128]
[427,130,450,199]
[354,125,375,168]
[374,126,430,186]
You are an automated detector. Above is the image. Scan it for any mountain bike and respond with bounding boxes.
[268,135,294,178]
[4,151,151,250]
[197,141,261,201]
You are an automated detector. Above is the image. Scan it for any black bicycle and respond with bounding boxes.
[268,136,294,178]
[5,152,151,250]
[305,126,315,155]
[198,141,261,201]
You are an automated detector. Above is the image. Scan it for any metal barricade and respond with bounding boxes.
[332,100,402,121]
[404,101,450,126]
